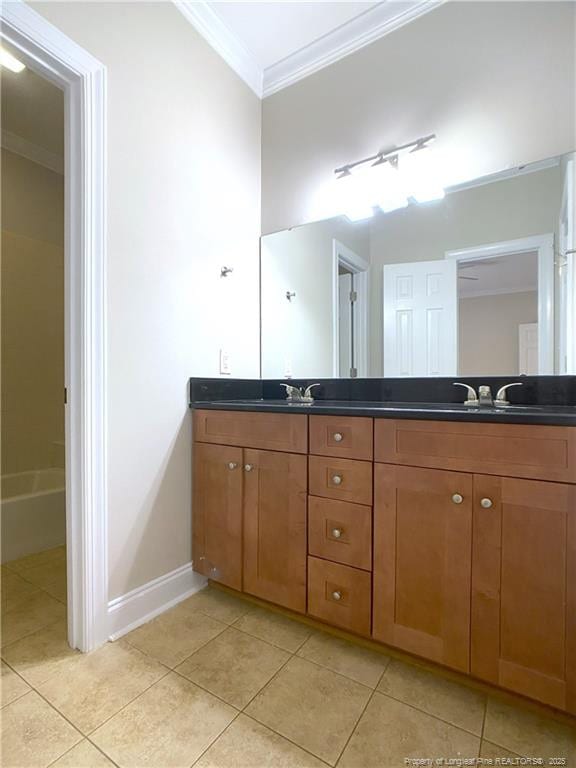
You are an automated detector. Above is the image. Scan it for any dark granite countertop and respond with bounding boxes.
[190,398,576,426]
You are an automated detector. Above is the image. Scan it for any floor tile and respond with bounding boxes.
[125,599,227,668]
[42,579,68,603]
[51,739,117,767]
[1,689,82,768]
[1,590,66,645]
[5,546,66,574]
[18,558,66,590]
[1,660,31,707]
[297,631,389,688]
[245,656,370,765]
[377,659,486,735]
[234,606,312,652]
[1,570,41,611]
[338,692,480,768]
[484,698,576,762]
[183,587,252,625]
[176,626,289,708]
[2,619,79,687]
[480,740,520,760]
[195,713,327,768]
[91,671,236,767]
[37,639,166,734]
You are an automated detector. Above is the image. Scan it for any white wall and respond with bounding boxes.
[261,1,575,234]
[261,218,368,378]
[459,291,538,376]
[32,2,262,600]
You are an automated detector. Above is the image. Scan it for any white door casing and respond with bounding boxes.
[558,157,575,374]
[1,0,108,651]
[383,259,458,377]
[332,240,369,377]
[519,322,539,375]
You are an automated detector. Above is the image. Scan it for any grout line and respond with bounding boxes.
[188,709,244,767]
[333,686,377,767]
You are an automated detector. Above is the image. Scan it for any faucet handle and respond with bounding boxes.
[495,382,523,405]
[280,383,303,401]
[303,383,321,400]
[453,382,479,406]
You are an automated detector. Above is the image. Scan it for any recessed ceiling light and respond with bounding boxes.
[0,47,26,73]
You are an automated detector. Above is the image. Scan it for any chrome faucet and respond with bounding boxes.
[453,382,523,407]
[280,383,321,403]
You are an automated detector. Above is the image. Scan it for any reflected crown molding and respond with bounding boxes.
[2,129,64,174]
[174,0,443,99]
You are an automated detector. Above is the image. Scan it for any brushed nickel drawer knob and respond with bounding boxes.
[452,493,464,505]
[331,590,342,601]
[244,464,254,472]
[227,462,238,470]
[480,498,493,509]
[333,432,344,442]
[332,474,343,486]
[331,528,343,539]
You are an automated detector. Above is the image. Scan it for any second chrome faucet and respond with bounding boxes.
[453,381,523,407]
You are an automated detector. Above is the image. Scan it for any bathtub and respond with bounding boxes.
[1,469,66,563]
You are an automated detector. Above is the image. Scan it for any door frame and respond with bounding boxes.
[558,157,575,374]
[1,0,108,651]
[332,239,369,377]
[446,234,555,374]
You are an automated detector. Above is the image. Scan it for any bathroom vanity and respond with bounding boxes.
[190,379,576,716]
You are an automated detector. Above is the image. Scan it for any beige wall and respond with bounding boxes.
[459,291,538,376]
[261,1,575,234]
[32,2,262,600]
[1,149,64,474]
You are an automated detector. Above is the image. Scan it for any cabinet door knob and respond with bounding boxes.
[331,528,343,539]
[332,474,343,486]
[331,590,342,601]
[333,432,344,442]
[480,497,493,509]
[227,462,238,470]
[452,493,464,504]
[244,464,254,472]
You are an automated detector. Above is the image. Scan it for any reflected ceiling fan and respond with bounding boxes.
[458,259,496,281]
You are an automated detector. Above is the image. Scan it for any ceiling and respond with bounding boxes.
[1,45,64,172]
[176,0,442,98]
[458,251,538,299]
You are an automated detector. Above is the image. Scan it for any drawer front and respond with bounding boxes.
[375,419,576,483]
[308,557,371,636]
[194,410,307,454]
[309,416,373,460]
[309,455,372,506]
[308,496,372,571]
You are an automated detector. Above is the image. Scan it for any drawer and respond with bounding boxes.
[309,455,372,506]
[194,410,307,454]
[308,556,371,636]
[375,419,576,483]
[308,496,372,571]
[309,416,373,460]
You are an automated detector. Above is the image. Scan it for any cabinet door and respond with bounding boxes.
[373,464,473,672]
[472,475,576,713]
[192,443,243,590]
[243,449,307,612]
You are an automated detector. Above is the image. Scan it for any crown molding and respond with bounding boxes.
[262,0,443,97]
[2,129,64,174]
[174,0,263,97]
[174,0,443,100]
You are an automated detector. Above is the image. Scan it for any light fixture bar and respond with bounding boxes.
[334,133,436,176]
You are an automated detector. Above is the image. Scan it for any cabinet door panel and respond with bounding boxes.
[373,464,473,672]
[243,449,307,612]
[472,475,576,713]
[192,443,243,590]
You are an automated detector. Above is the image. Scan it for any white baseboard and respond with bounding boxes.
[108,562,207,641]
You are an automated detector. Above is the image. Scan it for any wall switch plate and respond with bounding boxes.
[219,349,231,375]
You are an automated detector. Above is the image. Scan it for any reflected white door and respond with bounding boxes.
[383,260,457,376]
[519,323,539,375]
[558,157,575,373]
[338,272,353,377]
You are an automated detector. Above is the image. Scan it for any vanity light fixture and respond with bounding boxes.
[335,167,375,222]
[0,47,26,73]
[370,155,409,213]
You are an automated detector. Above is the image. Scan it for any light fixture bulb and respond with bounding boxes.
[401,144,445,203]
[335,167,374,222]
[371,157,409,214]
[0,47,26,73]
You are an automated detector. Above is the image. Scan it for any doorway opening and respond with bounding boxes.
[1,53,68,614]
[332,239,369,377]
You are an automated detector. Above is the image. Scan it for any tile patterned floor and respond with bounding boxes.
[2,548,576,767]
